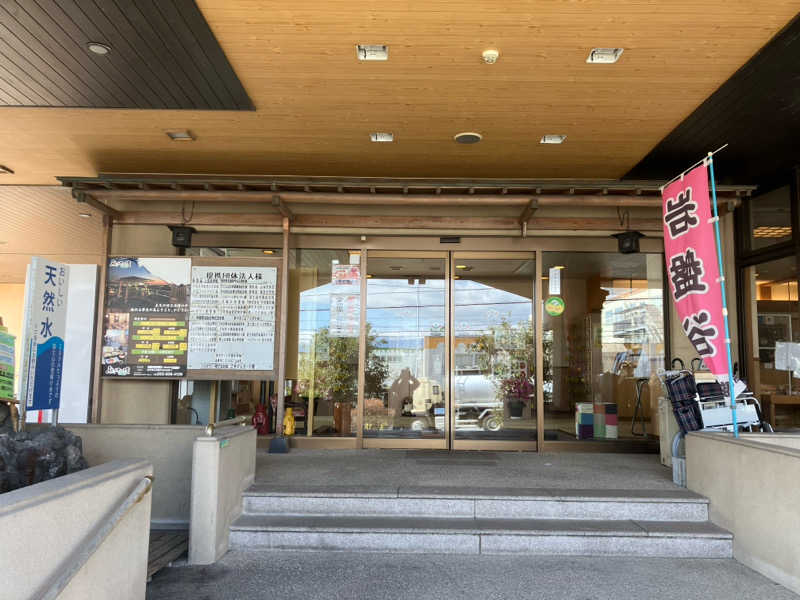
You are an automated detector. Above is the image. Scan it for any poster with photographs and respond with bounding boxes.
[187,266,277,372]
[102,257,190,377]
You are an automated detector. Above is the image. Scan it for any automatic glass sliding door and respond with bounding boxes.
[362,251,449,448]
[451,253,537,449]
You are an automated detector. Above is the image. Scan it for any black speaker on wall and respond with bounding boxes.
[169,226,196,248]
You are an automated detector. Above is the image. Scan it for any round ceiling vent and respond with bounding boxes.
[454,132,482,144]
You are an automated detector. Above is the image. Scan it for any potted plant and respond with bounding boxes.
[469,319,535,420]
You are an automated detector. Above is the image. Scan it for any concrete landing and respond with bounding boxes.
[255,449,676,490]
[146,550,799,600]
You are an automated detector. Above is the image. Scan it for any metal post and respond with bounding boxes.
[708,154,738,437]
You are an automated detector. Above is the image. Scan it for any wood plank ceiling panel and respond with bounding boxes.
[0,1,797,184]
[0,0,252,110]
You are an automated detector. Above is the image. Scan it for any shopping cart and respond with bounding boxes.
[659,358,772,485]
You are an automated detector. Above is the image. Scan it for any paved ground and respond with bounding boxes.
[255,449,678,490]
[146,550,798,600]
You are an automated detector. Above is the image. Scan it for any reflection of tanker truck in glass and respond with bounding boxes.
[403,370,504,432]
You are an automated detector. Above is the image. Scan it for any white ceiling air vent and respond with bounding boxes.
[370,132,394,142]
[586,48,624,64]
[540,134,567,144]
[357,45,389,61]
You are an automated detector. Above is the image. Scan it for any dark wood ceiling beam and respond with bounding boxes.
[113,212,663,232]
[87,189,666,207]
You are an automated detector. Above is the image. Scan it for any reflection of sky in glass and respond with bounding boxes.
[297,279,532,351]
[453,280,530,337]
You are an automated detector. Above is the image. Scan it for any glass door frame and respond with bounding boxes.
[449,251,540,451]
[360,250,451,449]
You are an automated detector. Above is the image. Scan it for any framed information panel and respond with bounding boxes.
[101,257,191,378]
[186,257,282,380]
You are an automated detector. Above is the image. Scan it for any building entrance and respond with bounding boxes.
[362,251,537,450]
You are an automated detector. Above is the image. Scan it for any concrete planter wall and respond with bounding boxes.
[61,424,204,529]
[687,432,800,594]
[0,458,153,600]
[189,425,256,565]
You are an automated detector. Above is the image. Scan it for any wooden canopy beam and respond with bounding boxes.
[114,211,664,232]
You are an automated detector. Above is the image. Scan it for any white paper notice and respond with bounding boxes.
[188,266,277,371]
[548,267,561,296]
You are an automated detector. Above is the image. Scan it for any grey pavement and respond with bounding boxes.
[146,550,798,600]
[255,449,678,490]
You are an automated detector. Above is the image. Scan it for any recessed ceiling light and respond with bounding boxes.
[586,48,623,64]
[78,213,91,218]
[166,130,196,141]
[454,132,482,144]
[0,165,14,174]
[357,45,388,61]
[553,265,565,270]
[262,249,274,254]
[455,265,468,270]
[540,134,567,144]
[87,42,111,55]
[370,132,394,143]
[482,49,499,64]
[366,274,373,279]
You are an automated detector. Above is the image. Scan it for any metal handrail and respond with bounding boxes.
[35,475,154,600]
[204,415,249,437]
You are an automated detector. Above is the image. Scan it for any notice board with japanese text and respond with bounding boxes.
[187,257,282,380]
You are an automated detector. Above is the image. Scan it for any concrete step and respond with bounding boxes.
[229,514,732,558]
[242,485,710,522]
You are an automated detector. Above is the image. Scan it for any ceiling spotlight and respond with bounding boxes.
[357,45,388,61]
[87,42,111,55]
[586,48,623,64]
[370,132,394,142]
[482,49,500,64]
[454,132,482,144]
[0,165,13,175]
[166,130,196,141]
[540,134,566,144]
[78,213,91,218]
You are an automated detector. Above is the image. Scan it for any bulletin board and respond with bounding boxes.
[100,255,282,380]
[186,257,282,381]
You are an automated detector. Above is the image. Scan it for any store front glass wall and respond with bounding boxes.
[742,256,800,428]
[748,186,793,251]
[452,256,536,442]
[363,255,447,439]
[541,252,665,443]
[289,249,360,437]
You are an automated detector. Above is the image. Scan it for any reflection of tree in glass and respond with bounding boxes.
[297,325,389,402]
[469,319,542,401]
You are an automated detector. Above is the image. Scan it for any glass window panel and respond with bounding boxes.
[744,256,800,426]
[541,252,664,442]
[290,249,359,437]
[452,257,536,441]
[749,186,793,251]
[364,256,446,439]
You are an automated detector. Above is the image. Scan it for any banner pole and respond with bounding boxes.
[707,153,738,438]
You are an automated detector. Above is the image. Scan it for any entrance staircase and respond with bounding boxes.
[229,484,732,557]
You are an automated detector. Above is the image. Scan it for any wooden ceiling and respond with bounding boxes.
[0,1,798,184]
[0,186,105,283]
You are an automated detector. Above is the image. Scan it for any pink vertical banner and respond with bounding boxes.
[662,164,728,379]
